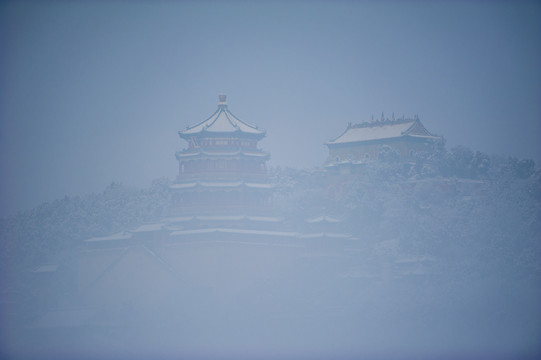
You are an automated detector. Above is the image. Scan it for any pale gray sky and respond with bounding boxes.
[1,0,540,216]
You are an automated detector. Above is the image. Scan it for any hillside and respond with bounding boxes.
[1,146,540,358]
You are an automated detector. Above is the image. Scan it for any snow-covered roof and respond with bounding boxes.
[169,228,353,240]
[179,95,265,139]
[176,150,270,159]
[242,151,270,157]
[326,117,441,145]
[169,227,299,238]
[306,215,342,224]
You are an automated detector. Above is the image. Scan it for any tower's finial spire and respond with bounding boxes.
[218,94,227,108]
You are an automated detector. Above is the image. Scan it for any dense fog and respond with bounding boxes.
[2,149,540,359]
[1,1,541,360]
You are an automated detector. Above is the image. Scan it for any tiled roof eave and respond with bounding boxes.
[175,150,270,160]
[406,134,443,140]
[169,228,301,239]
[200,128,266,138]
[326,135,405,146]
[326,133,442,146]
[176,151,200,159]
[178,129,266,139]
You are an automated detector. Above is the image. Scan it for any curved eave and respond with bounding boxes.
[200,150,270,158]
[241,151,270,158]
[180,107,221,134]
[405,134,443,140]
[179,106,266,140]
[169,228,299,239]
[326,119,442,146]
[326,135,402,147]
[326,123,353,145]
[175,150,270,160]
[326,133,440,147]
[306,215,342,224]
[223,108,265,135]
[178,129,266,140]
[175,151,200,159]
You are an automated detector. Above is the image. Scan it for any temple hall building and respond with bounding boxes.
[325,114,443,173]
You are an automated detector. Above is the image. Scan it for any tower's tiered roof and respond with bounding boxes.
[179,94,265,140]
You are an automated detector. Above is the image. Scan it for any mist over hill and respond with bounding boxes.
[1,145,540,359]
[1,146,538,270]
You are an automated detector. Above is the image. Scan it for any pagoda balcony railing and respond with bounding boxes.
[177,147,268,157]
[181,145,261,152]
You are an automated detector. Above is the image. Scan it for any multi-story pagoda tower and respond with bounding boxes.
[171,95,274,215]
